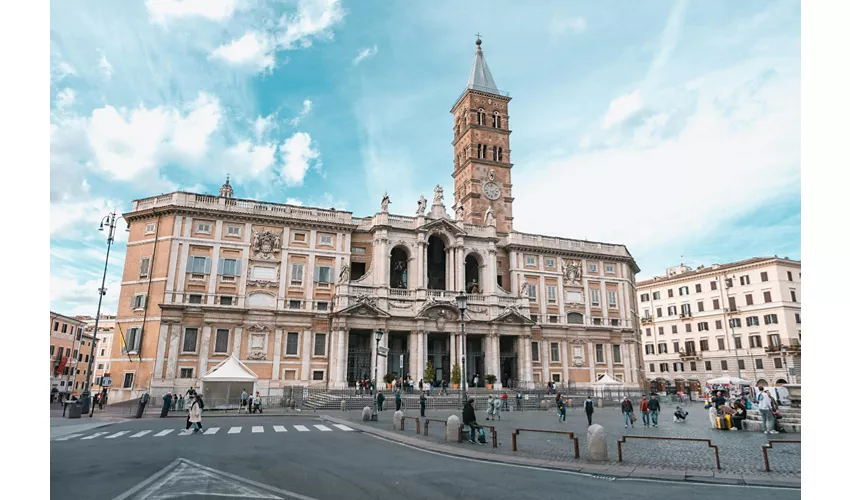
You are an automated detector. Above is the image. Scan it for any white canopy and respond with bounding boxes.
[706,376,751,386]
[202,355,258,382]
[591,373,624,387]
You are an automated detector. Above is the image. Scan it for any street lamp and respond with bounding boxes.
[371,329,384,421]
[455,292,468,403]
[81,211,129,416]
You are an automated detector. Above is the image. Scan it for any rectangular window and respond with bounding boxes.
[697,301,704,312]
[588,263,598,273]
[712,298,720,310]
[122,373,134,388]
[749,336,763,348]
[660,363,669,373]
[125,327,142,353]
[740,275,750,286]
[658,326,664,335]
[685,323,692,333]
[182,328,198,353]
[679,286,689,296]
[656,307,663,318]
[695,284,702,293]
[290,263,305,285]
[787,271,793,281]
[552,374,561,383]
[729,318,741,328]
[644,328,651,336]
[649,363,655,373]
[595,344,605,363]
[145,222,156,234]
[62,324,68,333]
[672,341,679,352]
[550,343,560,362]
[698,322,709,331]
[219,296,234,306]
[774,358,783,369]
[689,361,697,371]
[196,222,212,234]
[219,258,241,277]
[319,234,333,246]
[672,325,678,334]
[681,303,691,316]
[738,359,745,370]
[761,271,769,282]
[214,329,229,354]
[525,256,537,266]
[713,320,721,330]
[351,247,366,254]
[179,368,194,379]
[314,333,327,356]
[531,342,540,362]
[658,343,667,354]
[131,294,146,309]
[288,300,302,310]
[699,339,710,351]
[590,289,600,307]
[545,258,555,268]
[795,313,800,324]
[755,358,764,370]
[312,370,325,381]
[768,334,780,347]
[285,332,299,356]
[292,232,306,243]
[734,337,743,349]
[607,290,617,308]
[746,316,760,327]
[53,321,59,331]
[764,314,779,325]
[139,257,151,278]
[717,338,725,350]
[50,345,55,355]
[605,264,615,274]
[705,361,712,371]
[790,290,797,302]
[710,280,717,291]
[652,291,661,300]
[528,284,538,301]
[667,289,674,298]
[667,305,677,316]
[188,256,210,274]
[314,265,334,284]
[640,293,650,302]
[188,294,203,304]
[546,285,557,304]
[645,344,655,355]
[728,296,737,312]
[763,291,772,303]
[613,345,621,363]
[745,294,753,306]
[226,225,241,236]
[315,301,330,311]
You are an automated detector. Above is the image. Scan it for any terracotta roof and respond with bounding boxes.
[636,256,800,287]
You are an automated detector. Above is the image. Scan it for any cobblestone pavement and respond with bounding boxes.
[326,403,801,479]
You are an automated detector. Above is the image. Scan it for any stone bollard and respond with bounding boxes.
[447,415,461,442]
[587,424,608,461]
[362,406,372,421]
[393,411,405,430]
[709,406,718,429]
[540,400,549,410]
[597,398,604,408]
[340,399,347,411]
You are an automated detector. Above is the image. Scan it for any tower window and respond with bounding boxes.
[492,146,497,161]
[477,144,482,158]
[496,147,503,162]
[493,112,501,128]
[477,108,484,125]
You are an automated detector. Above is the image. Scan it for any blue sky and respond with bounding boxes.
[49,0,801,315]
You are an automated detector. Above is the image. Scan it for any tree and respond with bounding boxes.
[451,363,461,386]
[424,361,435,384]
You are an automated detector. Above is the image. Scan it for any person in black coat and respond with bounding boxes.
[584,396,594,425]
[419,391,427,417]
[160,393,172,418]
[462,398,482,444]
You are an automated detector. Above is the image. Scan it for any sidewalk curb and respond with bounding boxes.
[319,415,801,489]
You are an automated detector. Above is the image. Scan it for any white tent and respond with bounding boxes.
[591,373,625,392]
[201,355,258,408]
[706,376,751,386]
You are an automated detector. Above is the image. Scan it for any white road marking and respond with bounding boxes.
[332,424,354,431]
[293,425,309,432]
[81,432,109,440]
[314,425,332,432]
[273,425,287,432]
[179,429,195,436]
[228,426,242,434]
[252,426,264,433]
[54,433,84,441]
[130,430,151,438]
[154,429,174,437]
[105,431,131,439]
[204,427,219,435]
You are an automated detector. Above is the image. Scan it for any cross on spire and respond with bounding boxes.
[474,32,482,46]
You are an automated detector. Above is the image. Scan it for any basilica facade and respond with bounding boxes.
[106,40,643,402]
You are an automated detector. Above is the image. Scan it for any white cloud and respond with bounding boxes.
[51,197,120,238]
[289,99,312,126]
[644,0,689,88]
[145,0,241,24]
[353,45,378,65]
[254,113,276,140]
[50,271,122,317]
[550,17,587,35]
[98,51,114,79]
[285,198,303,206]
[279,132,319,186]
[602,89,643,129]
[223,140,278,178]
[180,183,208,193]
[210,31,276,72]
[56,88,76,110]
[276,0,344,50]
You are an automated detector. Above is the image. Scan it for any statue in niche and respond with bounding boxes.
[455,203,465,221]
[488,169,495,181]
[484,206,495,227]
[381,192,391,212]
[433,185,444,206]
[338,263,350,283]
[520,281,529,297]
[417,195,427,215]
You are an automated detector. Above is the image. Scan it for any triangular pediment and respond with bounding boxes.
[419,217,465,236]
[493,307,534,325]
[335,298,391,318]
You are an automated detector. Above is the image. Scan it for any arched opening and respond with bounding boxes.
[567,312,584,325]
[756,378,769,388]
[775,378,787,386]
[389,246,409,289]
[464,254,481,293]
[426,235,447,290]
[477,108,485,125]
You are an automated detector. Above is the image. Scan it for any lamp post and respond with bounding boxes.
[81,211,129,416]
[371,329,384,421]
[455,292,468,403]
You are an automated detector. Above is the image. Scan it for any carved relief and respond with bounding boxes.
[389,300,413,309]
[246,326,269,360]
[562,259,583,284]
[252,229,282,260]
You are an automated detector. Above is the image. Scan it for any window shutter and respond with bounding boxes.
[314,266,320,282]
[329,267,334,283]
[141,296,146,308]
[235,260,242,276]
[134,328,142,352]
[204,257,212,274]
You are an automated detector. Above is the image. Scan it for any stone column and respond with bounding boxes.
[377,330,388,385]
[492,333,502,389]
[232,326,243,359]
[419,242,426,290]
[589,342,597,382]
[446,246,454,291]
[622,341,631,384]
[154,322,170,380]
[584,277,592,321]
[449,332,457,378]
[301,329,313,381]
[606,343,614,376]
[418,331,428,382]
[272,327,283,380]
[198,324,212,376]
[166,325,180,379]
[524,336,534,388]
[629,343,638,385]
[600,280,609,320]
[541,337,550,383]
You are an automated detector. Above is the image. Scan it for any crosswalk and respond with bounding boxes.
[53,423,355,442]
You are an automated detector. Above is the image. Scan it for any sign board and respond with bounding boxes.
[377,346,389,357]
[101,376,112,387]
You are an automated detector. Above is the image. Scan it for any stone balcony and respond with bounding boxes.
[678,350,701,361]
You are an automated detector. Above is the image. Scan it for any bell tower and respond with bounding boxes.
[450,36,513,234]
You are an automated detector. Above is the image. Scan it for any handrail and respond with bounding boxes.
[761,440,801,472]
[512,428,579,458]
[423,418,448,438]
[617,436,721,469]
[400,416,420,434]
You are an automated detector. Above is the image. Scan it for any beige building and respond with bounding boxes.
[78,314,116,391]
[637,257,802,395]
[106,40,644,403]
[50,312,93,397]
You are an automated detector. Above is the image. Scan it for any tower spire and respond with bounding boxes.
[467,35,498,93]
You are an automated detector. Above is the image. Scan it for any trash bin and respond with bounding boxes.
[67,402,82,419]
[135,401,147,418]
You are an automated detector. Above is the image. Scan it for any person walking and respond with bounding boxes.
[486,395,495,421]
[556,394,566,423]
[395,390,402,412]
[621,396,635,428]
[160,392,172,418]
[584,396,594,425]
[187,393,204,433]
[240,389,249,414]
[177,395,185,411]
[493,394,501,421]
[648,394,661,427]
[253,391,263,414]
[377,391,385,412]
[757,386,778,434]
[639,395,650,427]
[419,391,427,417]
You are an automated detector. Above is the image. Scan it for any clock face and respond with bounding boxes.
[483,181,501,200]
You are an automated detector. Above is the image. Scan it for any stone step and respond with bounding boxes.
[742,419,801,433]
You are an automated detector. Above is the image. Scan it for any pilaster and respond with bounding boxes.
[154,322,170,379]
[198,323,213,376]
[272,327,283,380]
[166,325,180,379]
[301,329,313,381]
[232,326,243,359]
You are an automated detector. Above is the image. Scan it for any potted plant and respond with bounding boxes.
[424,361,435,392]
[383,373,395,390]
[450,363,461,389]
[485,374,497,389]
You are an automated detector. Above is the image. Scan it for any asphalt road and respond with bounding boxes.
[51,415,800,500]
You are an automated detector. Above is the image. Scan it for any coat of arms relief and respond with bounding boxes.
[252,229,282,260]
[562,259,582,284]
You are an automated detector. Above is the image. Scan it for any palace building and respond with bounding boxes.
[106,40,643,403]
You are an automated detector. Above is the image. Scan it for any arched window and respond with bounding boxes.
[567,312,584,324]
[497,147,503,162]
[494,112,501,128]
[492,146,497,161]
[477,144,482,158]
[477,108,485,125]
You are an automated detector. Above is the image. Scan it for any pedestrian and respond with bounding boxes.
[757,386,778,434]
[178,395,184,411]
[730,401,746,430]
[516,391,523,412]
[377,391,385,411]
[711,390,726,410]
[473,374,479,388]
[187,393,204,433]
[486,395,495,421]
[161,392,172,418]
[395,390,402,412]
[584,396,594,425]
[240,389,249,414]
[648,394,661,427]
[556,394,566,422]
[419,391,427,417]
[621,396,635,428]
[462,398,483,444]
[253,391,263,414]
[171,393,177,411]
[640,395,650,427]
[501,392,509,413]
[493,394,502,421]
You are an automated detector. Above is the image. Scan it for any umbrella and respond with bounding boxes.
[705,376,751,386]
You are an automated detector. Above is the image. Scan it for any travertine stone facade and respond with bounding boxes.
[106,41,643,402]
[49,312,92,396]
[637,257,802,394]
